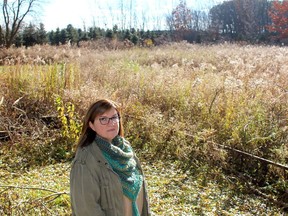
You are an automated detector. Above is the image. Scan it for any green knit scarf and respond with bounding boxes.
[95,135,143,216]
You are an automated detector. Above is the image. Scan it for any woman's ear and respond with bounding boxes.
[89,121,95,132]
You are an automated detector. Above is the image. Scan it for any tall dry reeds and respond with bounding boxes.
[1,43,287,208]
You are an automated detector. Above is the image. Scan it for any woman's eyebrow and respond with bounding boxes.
[99,114,118,118]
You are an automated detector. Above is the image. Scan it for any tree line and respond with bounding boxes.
[1,0,288,48]
[7,23,161,48]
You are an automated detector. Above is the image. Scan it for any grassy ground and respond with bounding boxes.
[1,43,287,215]
[1,158,285,215]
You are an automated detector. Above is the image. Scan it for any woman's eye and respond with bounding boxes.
[100,117,108,122]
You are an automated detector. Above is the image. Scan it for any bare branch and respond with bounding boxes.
[184,132,288,171]
[2,0,42,48]
[0,185,69,194]
[217,143,288,171]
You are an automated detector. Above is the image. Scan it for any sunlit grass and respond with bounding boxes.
[1,160,284,215]
[1,43,287,214]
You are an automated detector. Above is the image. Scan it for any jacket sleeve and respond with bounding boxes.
[70,159,105,216]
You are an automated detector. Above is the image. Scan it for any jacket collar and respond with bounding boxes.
[89,141,113,170]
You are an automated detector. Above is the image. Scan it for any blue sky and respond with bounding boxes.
[40,0,224,31]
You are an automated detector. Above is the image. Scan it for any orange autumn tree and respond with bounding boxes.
[267,0,288,39]
[169,0,192,41]
[171,0,192,31]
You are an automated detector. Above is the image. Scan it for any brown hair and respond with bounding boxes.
[76,99,124,149]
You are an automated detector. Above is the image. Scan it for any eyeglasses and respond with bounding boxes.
[98,115,120,125]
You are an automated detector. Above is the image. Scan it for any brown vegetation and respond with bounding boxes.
[0,42,287,214]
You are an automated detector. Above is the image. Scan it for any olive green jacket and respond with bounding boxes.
[70,141,150,216]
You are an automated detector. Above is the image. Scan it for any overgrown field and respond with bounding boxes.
[0,43,287,215]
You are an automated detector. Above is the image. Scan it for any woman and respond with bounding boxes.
[70,99,150,216]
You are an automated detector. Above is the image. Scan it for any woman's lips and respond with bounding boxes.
[107,128,116,132]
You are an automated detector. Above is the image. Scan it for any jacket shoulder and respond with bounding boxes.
[73,145,89,163]
[73,143,97,164]
[73,142,107,166]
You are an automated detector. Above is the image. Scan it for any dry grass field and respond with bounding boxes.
[0,42,287,215]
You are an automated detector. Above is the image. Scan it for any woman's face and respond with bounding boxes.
[89,107,120,142]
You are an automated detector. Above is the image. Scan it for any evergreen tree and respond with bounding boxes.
[124,29,131,40]
[105,29,113,39]
[131,28,136,34]
[14,34,23,47]
[113,25,118,35]
[48,31,55,45]
[112,25,119,39]
[66,24,79,45]
[145,30,151,39]
[131,34,139,45]
[60,29,68,44]
[88,27,96,39]
[139,29,145,39]
[88,27,103,40]
[22,23,37,47]
[54,28,61,45]
[37,23,47,45]
[78,28,89,41]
